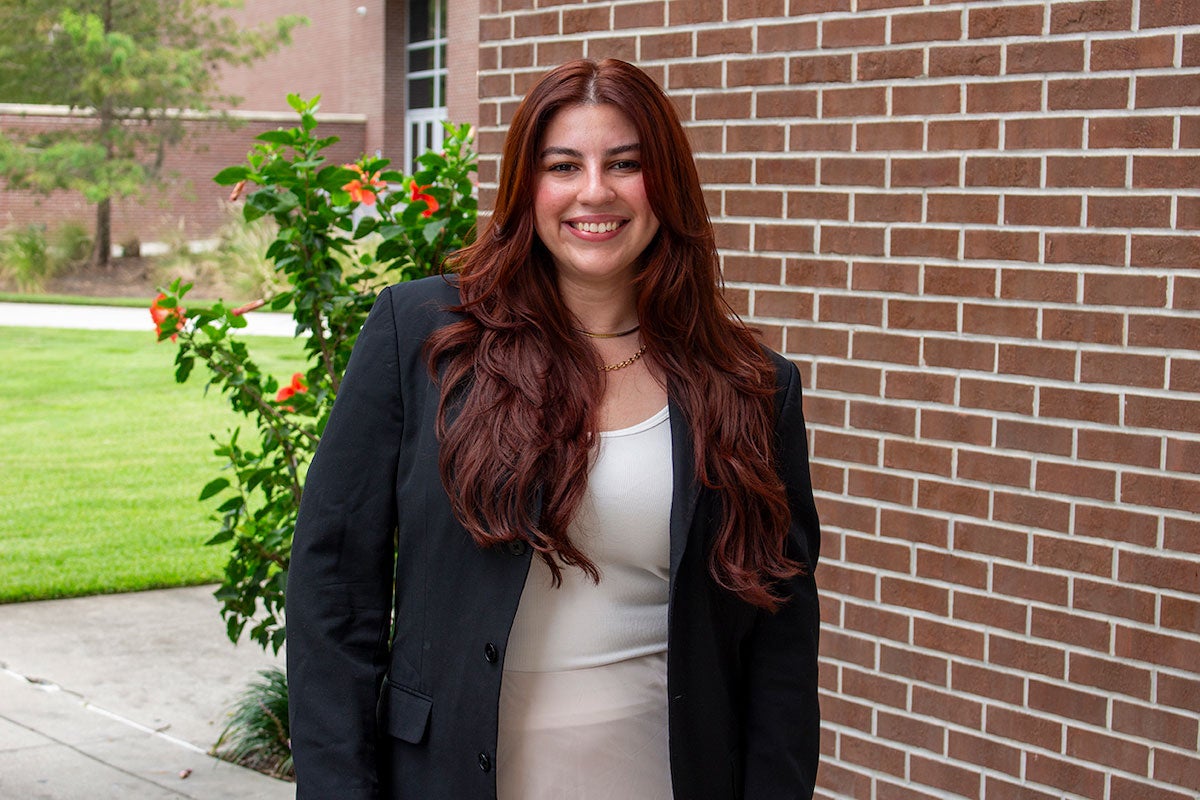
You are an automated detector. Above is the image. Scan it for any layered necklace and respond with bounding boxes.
[577,324,646,372]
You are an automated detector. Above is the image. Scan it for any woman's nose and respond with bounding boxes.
[578,168,616,204]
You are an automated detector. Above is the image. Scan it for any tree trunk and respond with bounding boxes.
[94,197,111,268]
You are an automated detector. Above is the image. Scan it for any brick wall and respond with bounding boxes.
[0,107,365,247]
[476,2,1200,798]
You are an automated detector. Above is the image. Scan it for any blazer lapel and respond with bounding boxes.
[667,395,701,584]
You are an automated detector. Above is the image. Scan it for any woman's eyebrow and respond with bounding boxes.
[539,143,642,159]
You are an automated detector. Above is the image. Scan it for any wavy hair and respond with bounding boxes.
[426,58,802,609]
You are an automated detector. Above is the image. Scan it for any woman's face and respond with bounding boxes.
[533,103,660,295]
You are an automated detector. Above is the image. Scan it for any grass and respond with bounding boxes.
[0,326,306,603]
[0,292,153,308]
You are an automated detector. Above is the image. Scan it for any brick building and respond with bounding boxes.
[7,1,1200,798]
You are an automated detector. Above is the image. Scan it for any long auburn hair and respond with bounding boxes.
[426,58,802,610]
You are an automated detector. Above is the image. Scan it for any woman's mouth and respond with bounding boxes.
[568,220,625,234]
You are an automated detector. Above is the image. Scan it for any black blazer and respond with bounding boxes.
[286,276,821,800]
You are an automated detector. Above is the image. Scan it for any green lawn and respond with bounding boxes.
[0,326,305,603]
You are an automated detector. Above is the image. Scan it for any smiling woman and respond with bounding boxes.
[286,59,821,800]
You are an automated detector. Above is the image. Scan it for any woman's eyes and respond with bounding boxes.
[544,160,641,173]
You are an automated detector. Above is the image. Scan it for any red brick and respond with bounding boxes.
[755,223,815,253]
[819,294,883,325]
[1025,753,1106,799]
[917,548,988,588]
[822,86,888,118]
[929,193,999,224]
[1170,358,1200,391]
[893,83,962,116]
[812,429,879,465]
[666,0,722,23]
[884,371,955,404]
[1141,0,1200,28]
[1129,313,1200,349]
[727,0,784,20]
[881,576,949,617]
[916,410,993,448]
[857,48,924,81]
[787,191,851,221]
[953,661,1024,705]
[948,730,1021,776]
[1080,350,1166,389]
[854,192,921,223]
[817,362,882,396]
[790,53,852,84]
[879,648,949,688]
[878,705,950,753]
[758,89,818,118]
[994,491,1071,532]
[822,15,887,48]
[1000,268,1077,303]
[891,11,962,45]
[989,631,1067,677]
[1078,430,1162,471]
[1119,551,1200,594]
[1088,194,1172,228]
[853,331,920,364]
[1041,386,1121,424]
[952,587,1029,632]
[727,56,786,87]
[820,157,886,187]
[998,343,1077,381]
[909,755,982,797]
[1046,155,1127,188]
[853,261,920,293]
[757,20,818,53]
[957,450,1031,488]
[788,122,852,152]
[849,400,917,436]
[1068,653,1152,700]
[993,564,1070,607]
[1041,308,1122,345]
[881,509,948,547]
[1051,0,1133,32]
[856,121,922,151]
[891,227,959,259]
[1036,461,1118,501]
[820,561,876,600]
[928,119,1000,149]
[667,60,722,89]
[929,44,1002,77]
[722,254,782,283]
[962,303,1036,339]
[917,478,990,517]
[1044,232,1126,267]
[1030,606,1111,653]
[911,686,981,729]
[1126,394,1200,437]
[1179,197,1200,231]
[923,339,996,374]
[1005,193,1082,227]
[1073,578,1157,624]
[1089,116,1175,150]
[1135,156,1200,189]
[995,418,1073,457]
[1137,73,1200,108]
[967,80,1042,113]
[513,9,559,36]
[819,224,886,257]
[1049,77,1129,110]
[839,731,906,777]
[984,777,1066,800]
[968,4,1044,38]
[1115,625,1200,673]
[959,376,1034,414]
[1132,233,1200,268]
[890,157,960,187]
[1154,751,1200,795]
[1091,34,1177,70]
[1158,673,1200,714]
[1005,116,1085,149]
[1162,595,1200,634]
[695,92,753,122]
[819,695,873,734]
[844,601,910,643]
[1112,700,1200,750]
[1028,678,1109,727]
[965,156,1041,187]
[1007,39,1086,73]
[785,257,849,288]
[985,707,1063,752]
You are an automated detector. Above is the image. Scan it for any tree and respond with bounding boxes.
[0,1,305,267]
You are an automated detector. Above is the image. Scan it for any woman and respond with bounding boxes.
[286,58,821,800]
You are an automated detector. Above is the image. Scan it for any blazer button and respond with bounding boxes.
[478,752,492,772]
[507,540,528,556]
[484,642,499,663]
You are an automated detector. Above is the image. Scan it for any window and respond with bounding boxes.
[406,0,447,171]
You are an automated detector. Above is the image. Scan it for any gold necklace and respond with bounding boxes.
[600,343,647,372]
[577,324,640,339]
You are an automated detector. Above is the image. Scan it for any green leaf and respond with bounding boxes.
[213,166,251,185]
[256,129,298,145]
[199,477,231,501]
[423,217,447,243]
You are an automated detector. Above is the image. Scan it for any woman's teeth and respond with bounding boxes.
[571,220,622,233]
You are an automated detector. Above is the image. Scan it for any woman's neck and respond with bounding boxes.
[557,276,639,335]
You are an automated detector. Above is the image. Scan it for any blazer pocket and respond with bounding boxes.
[378,680,433,744]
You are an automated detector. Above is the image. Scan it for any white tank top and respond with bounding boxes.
[502,405,673,672]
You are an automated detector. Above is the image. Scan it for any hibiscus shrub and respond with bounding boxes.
[155,94,475,652]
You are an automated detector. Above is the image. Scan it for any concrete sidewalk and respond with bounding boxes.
[0,586,293,799]
[0,301,296,337]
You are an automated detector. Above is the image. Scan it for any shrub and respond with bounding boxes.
[155,94,476,653]
[212,666,293,780]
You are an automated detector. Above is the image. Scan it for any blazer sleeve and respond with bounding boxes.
[286,286,403,800]
[743,357,822,799]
